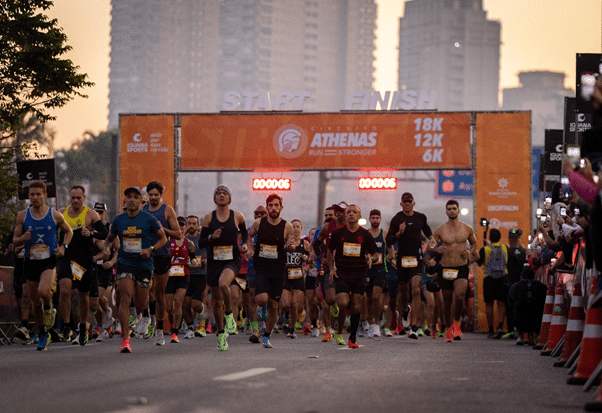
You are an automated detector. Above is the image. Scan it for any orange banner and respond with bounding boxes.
[180,112,471,170]
[120,115,175,206]
[474,112,531,331]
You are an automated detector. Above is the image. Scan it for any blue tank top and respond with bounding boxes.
[143,203,170,256]
[368,228,387,273]
[23,206,57,260]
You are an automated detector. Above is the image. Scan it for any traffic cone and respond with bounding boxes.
[541,283,567,356]
[533,284,555,350]
[554,282,585,367]
[567,296,602,385]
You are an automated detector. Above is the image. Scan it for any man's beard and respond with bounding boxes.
[371,222,379,228]
[324,217,334,223]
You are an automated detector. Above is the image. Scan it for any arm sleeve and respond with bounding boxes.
[238,221,248,244]
[198,226,211,249]
[92,220,109,240]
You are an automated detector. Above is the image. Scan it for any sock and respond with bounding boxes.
[142,307,149,317]
[157,319,164,330]
[311,318,318,328]
[149,300,156,316]
[264,332,271,338]
[350,312,360,342]
[171,328,178,335]
[218,329,225,335]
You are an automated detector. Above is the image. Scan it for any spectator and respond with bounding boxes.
[508,266,548,345]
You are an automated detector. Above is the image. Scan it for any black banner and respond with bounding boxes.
[16,159,56,200]
[564,96,593,146]
[543,129,563,192]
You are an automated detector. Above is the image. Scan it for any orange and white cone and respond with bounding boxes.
[567,299,602,385]
[533,284,555,350]
[554,282,585,367]
[541,283,567,356]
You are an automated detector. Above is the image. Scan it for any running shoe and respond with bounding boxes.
[348,339,359,349]
[424,327,432,337]
[408,330,418,340]
[37,332,49,351]
[48,328,63,343]
[294,321,303,331]
[225,313,237,335]
[15,326,30,341]
[96,329,110,342]
[334,334,346,345]
[184,329,195,339]
[445,327,453,343]
[290,331,297,339]
[249,330,260,343]
[103,307,113,330]
[494,327,503,340]
[358,327,365,337]
[502,331,515,339]
[113,321,122,336]
[303,324,312,335]
[206,324,214,334]
[393,324,405,335]
[262,335,273,348]
[42,307,56,329]
[322,331,333,342]
[154,329,165,346]
[170,332,179,343]
[128,315,137,329]
[453,321,462,341]
[373,324,382,337]
[383,328,393,337]
[217,332,228,351]
[120,338,132,353]
[144,323,155,339]
[77,323,88,346]
[417,327,425,337]
[137,316,151,339]
[361,320,369,335]
[195,327,206,337]
[329,303,339,318]
[25,333,39,345]
[402,305,411,329]
[311,327,320,337]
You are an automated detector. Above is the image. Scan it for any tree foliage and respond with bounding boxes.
[0,0,94,141]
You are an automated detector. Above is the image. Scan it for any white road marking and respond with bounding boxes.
[213,368,276,381]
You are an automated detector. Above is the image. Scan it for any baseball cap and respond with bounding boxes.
[124,187,142,196]
[177,216,186,226]
[94,202,107,212]
[331,202,348,212]
[401,192,414,202]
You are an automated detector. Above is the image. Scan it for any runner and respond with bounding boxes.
[182,215,208,338]
[428,200,479,342]
[247,206,267,343]
[104,186,167,353]
[142,181,182,346]
[281,219,310,339]
[247,193,295,348]
[366,209,388,337]
[165,216,196,343]
[385,192,433,339]
[13,180,73,351]
[199,185,248,351]
[327,204,378,348]
[57,185,108,345]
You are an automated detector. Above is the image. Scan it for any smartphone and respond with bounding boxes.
[575,208,581,215]
[545,197,552,206]
[540,215,547,226]
[560,207,567,217]
[536,208,543,216]
[566,145,581,169]
[581,72,597,101]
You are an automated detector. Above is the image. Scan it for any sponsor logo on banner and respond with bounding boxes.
[487,205,519,211]
[272,125,308,159]
[127,132,168,153]
[488,177,517,199]
[489,218,519,230]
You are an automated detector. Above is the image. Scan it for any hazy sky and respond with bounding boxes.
[44,0,601,149]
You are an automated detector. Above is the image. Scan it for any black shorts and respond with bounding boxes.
[57,257,96,293]
[483,276,509,304]
[186,274,207,301]
[365,267,386,294]
[396,261,425,284]
[207,257,242,288]
[335,269,369,296]
[305,274,317,290]
[13,257,25,299]
[255,273,285,301]
[284,277,305,292]
[388,278,399,300]
[318,270,335,297]
[24,256,56,283]
[153,254,171,275]
[437,264,470,291]
[231,273,248,291]
[246,266,256,290]
[95,264,115,289]
[166,275,189,295]
[116,264,153,288]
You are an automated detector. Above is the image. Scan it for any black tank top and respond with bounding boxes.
[253,217,287,273]
[208,210,239,262]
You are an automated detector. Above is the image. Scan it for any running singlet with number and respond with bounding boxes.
[63,206,94,265]
[23,206,57,260]
[253,217,287,275]
[111,211,161,270]
[143,203,170,256]
[207,210,239,263]
[286,241,307,280]
[169,238,190,277]
[368,229,387,272]
[328,226,377,272]
[187,233,206,276]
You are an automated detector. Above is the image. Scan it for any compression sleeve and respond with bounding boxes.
[92,220,109,240]
[198,226,211,249]
[238,221,248,244]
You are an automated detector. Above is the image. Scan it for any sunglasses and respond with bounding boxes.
[254,211,267,216]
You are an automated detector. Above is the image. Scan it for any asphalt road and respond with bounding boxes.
[1,329,597,413]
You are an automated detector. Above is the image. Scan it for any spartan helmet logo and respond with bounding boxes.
[273,124,307,159]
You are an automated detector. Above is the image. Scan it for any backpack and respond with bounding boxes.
[486,245,506,278]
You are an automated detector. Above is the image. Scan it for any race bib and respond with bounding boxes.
[308,268,318,278]
[30,244,50,260]
[123,238,142,253]
[71,260,86,281]
[401,256,418,268]
[189,258,202,268]
[235,277,247,290]
[343,242,361,257]
[374,253,383,265]
[96,259,104,265]
[442,268,459,281]
[288,268,303,280]
[169,265,186,277]
[213,245,234,260]
[259,244,278,259]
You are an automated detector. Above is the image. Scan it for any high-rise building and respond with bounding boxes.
[108,0,376,129]
[398,0,501,111]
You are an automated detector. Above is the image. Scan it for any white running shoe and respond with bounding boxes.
[103,308,113,330]
[154,328,165,346]
[137,316,151,339]
[184,329,195,339]
[372,324,381,337]
[96,329,110,342]
[311,327,320,337]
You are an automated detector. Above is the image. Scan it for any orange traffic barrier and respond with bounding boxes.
[541,283,567,356]
[554,283,585,367]
[567,290,602,385]
[533,284,555,350]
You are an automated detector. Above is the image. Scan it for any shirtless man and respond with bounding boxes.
[428,200,478,342]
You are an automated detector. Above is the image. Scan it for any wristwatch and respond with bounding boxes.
[63,244,69,249]
[150,246,155,251]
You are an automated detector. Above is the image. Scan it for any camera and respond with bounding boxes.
[560,207,567,217]
[509,228,522,237]
[480,217,489,227]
